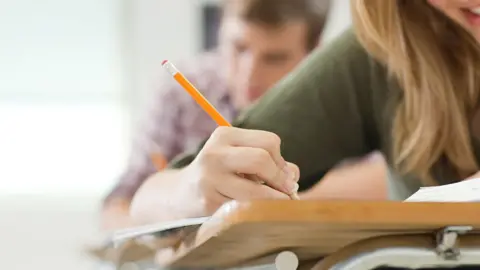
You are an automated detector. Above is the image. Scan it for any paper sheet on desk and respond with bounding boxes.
[87,217,212,262]
[113,216,210,243]
[405,178,480,202]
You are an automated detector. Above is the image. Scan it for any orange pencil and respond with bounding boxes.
[162,60,231,127]
[161,60,298,200]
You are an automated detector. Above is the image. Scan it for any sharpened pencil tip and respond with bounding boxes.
[290,193,300,200]
[161,59,168,65]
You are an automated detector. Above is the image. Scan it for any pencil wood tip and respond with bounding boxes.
[290,193,300,200]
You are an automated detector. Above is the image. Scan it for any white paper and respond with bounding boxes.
[112,216,210,243]
[405,178,480,202]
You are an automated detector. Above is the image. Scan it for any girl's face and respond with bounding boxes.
[428,0,480,42]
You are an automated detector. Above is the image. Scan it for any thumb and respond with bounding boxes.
[286,162,300,183]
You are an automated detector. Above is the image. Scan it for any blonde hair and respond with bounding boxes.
[351,0,480,183]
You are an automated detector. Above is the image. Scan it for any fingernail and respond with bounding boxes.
[283,167,298,194]
[283,180,297,194]
[290,182,299,195]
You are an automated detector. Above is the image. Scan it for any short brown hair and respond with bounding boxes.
[222,0,331,50]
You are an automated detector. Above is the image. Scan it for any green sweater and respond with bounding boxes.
[169,28,469,201]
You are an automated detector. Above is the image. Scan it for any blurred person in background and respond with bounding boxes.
[101,0,333,230]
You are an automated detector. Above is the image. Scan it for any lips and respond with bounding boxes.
[463,7,480,26]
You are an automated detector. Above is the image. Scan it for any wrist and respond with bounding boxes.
[130,167,206,224]
[177,165,207,217]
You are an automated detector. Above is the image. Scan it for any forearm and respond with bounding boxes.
[101,170,152,230]
[130,168,203,225]
[299,156,387,200]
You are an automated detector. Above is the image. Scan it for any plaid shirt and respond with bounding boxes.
[104,51,238,203]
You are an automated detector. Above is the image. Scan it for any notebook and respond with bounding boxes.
[405,177,480,202]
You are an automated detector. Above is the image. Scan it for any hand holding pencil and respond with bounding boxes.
[161,60,300,202]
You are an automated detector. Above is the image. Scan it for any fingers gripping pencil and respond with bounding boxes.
[162,60,299,200]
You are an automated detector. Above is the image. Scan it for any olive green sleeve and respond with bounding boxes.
[169,29,378,190]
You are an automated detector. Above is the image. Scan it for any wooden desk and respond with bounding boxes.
[157,200,480,269]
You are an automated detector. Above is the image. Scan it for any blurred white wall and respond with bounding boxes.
[322,0,352,43]
[0,0,124,100]
[125,0,202,118]
[0,0,128,195]
[0,0,351,269]
[0,0,129,269]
